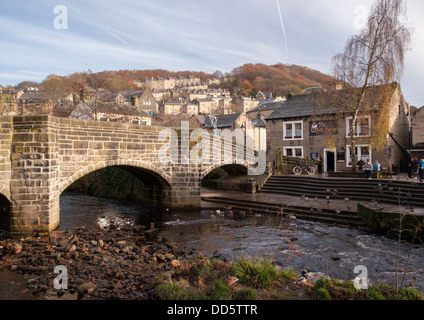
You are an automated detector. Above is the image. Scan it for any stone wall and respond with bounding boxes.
[412,107,424,146]
[358,203,424,240]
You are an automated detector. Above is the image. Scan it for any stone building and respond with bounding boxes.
[112,89,159,115]
[266,83,409,173]
[233,96,259,114]
[18,91,52,115]
[195,97,217,115]
[164,97,186,115]
[203,113,266,152]
[69,100,152,125]
[145,76,202,91]
[0,89,22,115]
[411,106,424,158]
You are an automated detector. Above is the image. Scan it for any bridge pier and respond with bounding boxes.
[5,116,59,232]
[8,116,60,233]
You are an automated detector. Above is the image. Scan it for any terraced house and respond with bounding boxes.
[266,83,409,174]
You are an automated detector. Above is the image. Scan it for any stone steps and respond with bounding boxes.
[260,175,424,207]
[201,196,367,228]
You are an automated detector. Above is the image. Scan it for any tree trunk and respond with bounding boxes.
[350,113,358,173]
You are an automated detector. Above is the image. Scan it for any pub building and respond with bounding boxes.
[265,83,410,174]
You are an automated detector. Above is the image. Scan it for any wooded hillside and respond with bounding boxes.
[15,63,334,98]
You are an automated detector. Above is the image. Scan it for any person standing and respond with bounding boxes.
[357,158,365,172]
[419,157,424,182]
[413,157,419,178]
[408,157,413,178]
[364,160,373,179]
[317,155,323,175]
[373,160,381,179]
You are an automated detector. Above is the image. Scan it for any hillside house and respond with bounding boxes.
[233,96,259,114]
[70,100,152,125]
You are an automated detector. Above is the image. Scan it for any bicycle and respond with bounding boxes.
[293,162,316,175]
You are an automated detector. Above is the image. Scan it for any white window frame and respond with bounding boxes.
[283,147,304,158]
[283,121,303,140]
[346,116,371,138]
[346,144,372,167]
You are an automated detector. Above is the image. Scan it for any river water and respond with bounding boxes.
[57,193,424,293]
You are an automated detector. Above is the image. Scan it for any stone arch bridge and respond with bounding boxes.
[0,115,263,233]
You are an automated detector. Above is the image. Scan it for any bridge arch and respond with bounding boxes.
[201,161,250,180]
[0,192,11,232]
[0,184,11,203]
[58,159,172,195]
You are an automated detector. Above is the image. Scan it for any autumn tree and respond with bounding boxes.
[68,73,88,106]
[41,75,69,114]
[86,70,109,120]
[331,0,413,172]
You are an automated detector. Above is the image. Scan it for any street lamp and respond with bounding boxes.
[257,106,261,152]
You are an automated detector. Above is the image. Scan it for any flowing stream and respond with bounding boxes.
[1,193,423,298]
[58,193,424,292]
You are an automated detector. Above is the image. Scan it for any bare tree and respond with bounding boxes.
[41,75,69,115]
[86,70,108,120]
[332,0,413,172]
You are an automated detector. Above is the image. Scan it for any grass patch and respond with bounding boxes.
[152,256,423,301]
[230,258,279,289]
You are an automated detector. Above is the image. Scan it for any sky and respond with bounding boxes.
[1,0,423,107]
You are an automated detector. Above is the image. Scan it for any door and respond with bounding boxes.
[325,150,336,173]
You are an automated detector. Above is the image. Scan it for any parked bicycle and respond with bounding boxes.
[293,161,316,175]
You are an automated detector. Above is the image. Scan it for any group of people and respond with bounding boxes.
[312,154,424,181]
[408,156,424,181]
[356,158,381,179]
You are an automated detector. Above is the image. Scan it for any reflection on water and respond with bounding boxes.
[59,193,166,230]
[59,194,424,292]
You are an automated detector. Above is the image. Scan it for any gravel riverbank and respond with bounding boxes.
[0,222,195,300]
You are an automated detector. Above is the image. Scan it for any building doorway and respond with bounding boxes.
[324,149,336,173]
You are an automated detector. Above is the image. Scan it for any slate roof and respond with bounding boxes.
[266,83,400,121]
[247,100,284,114]
[266,94,336,120]
[204,113,241,129]
[250,118,266,128]
[77,101,151,117]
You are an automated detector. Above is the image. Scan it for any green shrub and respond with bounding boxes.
[280,269,297,281]
[314,288,332,300]
[236,288,259,300]
[314,277,332,290]
[399,287,423,300]
[231,259,278,289]
[156,280,191,300]
[211,278,232,300]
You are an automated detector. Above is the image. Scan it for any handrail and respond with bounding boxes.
[256,164,273,191]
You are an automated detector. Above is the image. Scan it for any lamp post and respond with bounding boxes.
[257,106,261,152]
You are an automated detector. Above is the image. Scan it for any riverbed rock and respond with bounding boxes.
[13,243,22,253]
[77,282,96,298]
[171,259,181,268]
